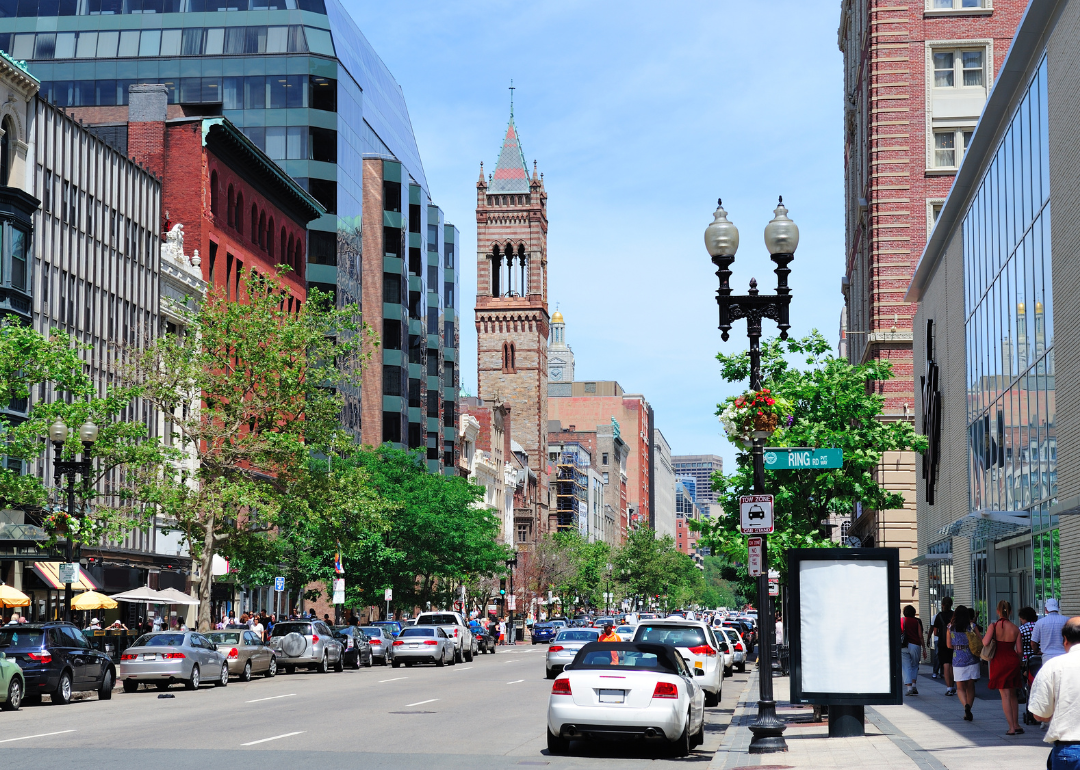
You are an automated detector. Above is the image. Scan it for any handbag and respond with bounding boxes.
[967,630,984,658]
[980,621,998,662]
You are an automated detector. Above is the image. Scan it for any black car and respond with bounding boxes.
[334,626,373,669]
[0,622,115,705]
[722,621,756,653]
[471,626,496,654]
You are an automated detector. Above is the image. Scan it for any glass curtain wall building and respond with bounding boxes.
[1,0,460,468]
[963,56,1056,618]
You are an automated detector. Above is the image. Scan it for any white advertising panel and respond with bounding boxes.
[798,559,891,694]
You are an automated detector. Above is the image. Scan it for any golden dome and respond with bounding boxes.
[1018,302,1026,313]
[552,310,564,323]
[1036,302,1044,313]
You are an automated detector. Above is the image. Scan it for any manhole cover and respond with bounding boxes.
[389,710,436,714]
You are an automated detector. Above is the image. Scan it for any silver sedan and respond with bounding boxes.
[545,628,600,678]
[391,627,454,667]
[119,632,229,691]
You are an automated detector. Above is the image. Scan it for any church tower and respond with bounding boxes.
[547,309,575,397]
[475,107,550,541]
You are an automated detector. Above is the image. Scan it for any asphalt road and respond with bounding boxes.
[0,645,752,769]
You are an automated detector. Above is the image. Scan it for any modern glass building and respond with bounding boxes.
[0,0,460,469]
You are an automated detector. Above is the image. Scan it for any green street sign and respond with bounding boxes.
[763,447,843,470]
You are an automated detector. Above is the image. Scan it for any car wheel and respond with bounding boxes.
[736,662,746,673]
[392,660,401,669]
[532,640,537,645]
[725,665,733,678]
[546,728,570,755]
[704,689,720,707]
[364,652,373,668]
[670,711,692,757]
[2,677,22,711]
[215,663,229,687]
[98,668,114,700]
[448,650,456,666]
[266,657,277,677]
[52,671,72,705]
[352,652,362,670]
[464,647,473,663]
[454,648,463,664]
[691,713,706,749]
[185,664,200,690]
[435,654,445,668]
[317,653,329,674]
[545,667,557,680]
[333,652,344,673]
[122,679,139,694]
[241,661,252,682]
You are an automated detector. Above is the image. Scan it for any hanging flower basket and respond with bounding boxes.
[719,389,793,450]
[44,510,73,537]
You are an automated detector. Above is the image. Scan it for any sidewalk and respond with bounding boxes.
[711,663,1049,770]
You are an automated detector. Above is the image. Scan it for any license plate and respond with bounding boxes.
[143,654,157,660]
[599,689,625,704]
[409,644,418,648]
[695,661,703,669]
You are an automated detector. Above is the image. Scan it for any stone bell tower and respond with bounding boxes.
[475,107,550,542]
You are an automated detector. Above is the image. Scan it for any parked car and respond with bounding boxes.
[723,619,756,653]
[633,619,724,706]
[546,641,706,756]
[719,627,747,673]
[206,630,277,681]
[0,622,115,704]
[0,650,25,711]
[468,621,496,654]
[531,623,559,644]
[545,628,600,678]
[267,619,344,674]
[391,627,454,667]
[372,620,403,637]
[119,631,228,692]
[360,626,396,665]
[334,626,373,669]
[414,611,476,663]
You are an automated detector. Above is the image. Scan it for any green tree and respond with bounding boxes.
[127,271,376,630]
[692,331,927,594]
[614,527,703,613]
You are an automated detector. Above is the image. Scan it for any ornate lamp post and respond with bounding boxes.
[50,417,99,623]
[704,197,799,754]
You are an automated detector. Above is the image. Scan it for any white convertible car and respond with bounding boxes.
[546,642,706,756]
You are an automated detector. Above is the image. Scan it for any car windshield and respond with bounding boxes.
[207,632,242,645]
[555,630,599,642]
[130,633,186,648]
[0,628,45,649]
[270,622,311,638]
[399,627,435,637]
[635,625,708,647]
[416,614,458,625]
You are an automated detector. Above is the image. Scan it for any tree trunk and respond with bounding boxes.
[197,511,216,632]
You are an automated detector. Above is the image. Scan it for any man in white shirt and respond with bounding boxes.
[1028,617,1080,768]
[1034,599,1070,661]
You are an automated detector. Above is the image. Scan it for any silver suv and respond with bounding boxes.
[267,619,344,674]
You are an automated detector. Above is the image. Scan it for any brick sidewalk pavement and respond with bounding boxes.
[710,663,1049,770]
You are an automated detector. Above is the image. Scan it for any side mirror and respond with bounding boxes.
[694,668,705,677]
[210,643,218,651]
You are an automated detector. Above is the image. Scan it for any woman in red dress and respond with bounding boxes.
[983,599,1023,735]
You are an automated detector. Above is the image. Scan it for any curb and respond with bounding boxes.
[708,664,762,770]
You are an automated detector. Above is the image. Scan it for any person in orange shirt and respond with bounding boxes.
[599,623,621,664]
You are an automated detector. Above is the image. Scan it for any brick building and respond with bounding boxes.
[547,420,625,545]
[838,0,1027,603]
[475,109,550,543]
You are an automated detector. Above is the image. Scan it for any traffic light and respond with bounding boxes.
[500,579,507,595]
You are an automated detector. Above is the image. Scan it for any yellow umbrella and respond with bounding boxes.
[71,591,118,611]
[0,583,31,608]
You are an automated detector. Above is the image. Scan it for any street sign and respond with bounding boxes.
[768,571,780,597]
[748,537,763,577]
[740,495,774,534]
[763,447,843,470]
[333,579,345,604]
[58,563,80,585]
[274,576,285,592]
[384,587,393,602]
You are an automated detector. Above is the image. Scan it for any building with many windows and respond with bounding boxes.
[1,0,460,466]
[671,454,722,517]
[907,0,1076,621]
[837,0,1027,609]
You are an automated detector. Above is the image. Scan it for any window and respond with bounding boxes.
[933,48,984,89]
[929,0,986,9]
[603,472,609,484]
[517,523,529,543]
[382,365,402,396]
[602,453,609,466]
[932,128,974,168]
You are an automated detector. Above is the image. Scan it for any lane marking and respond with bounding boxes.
[0,730,76,744]
[403,698,438,707]
[379,677,408,682]
[246,693,295,703]
[507,679,524,684]
[452,666,474,671]
[241,731,305,746]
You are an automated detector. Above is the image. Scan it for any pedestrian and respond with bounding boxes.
[948,605,981,721]
[89,617,102,630]
[931,597,955,693]
[929,597,952,680]
[177,617,188,631]
[983,599,1023,735]
[1027,616,1080,769]
[152,614,164,631]
[251,614,265,642]
[498,617,507,645]
[1019,607,1039,663]
[1033,598,1069,662]
[901,605,926,696]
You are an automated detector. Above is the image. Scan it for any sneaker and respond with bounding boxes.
[931,673,940,680]
[946,688,956,696]
[910,687,919,695]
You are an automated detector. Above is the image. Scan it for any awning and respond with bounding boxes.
[938,510,1031,541]
[908,553,953,566]
[32,562,100,591]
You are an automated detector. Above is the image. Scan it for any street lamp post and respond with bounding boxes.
[705,197,798,754]
[49,417,99,624]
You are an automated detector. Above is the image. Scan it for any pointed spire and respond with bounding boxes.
[478,161,486,186]
[491,97,530,193]
[532,160,539,182]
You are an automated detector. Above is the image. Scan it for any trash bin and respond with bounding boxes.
[772,643,789,677]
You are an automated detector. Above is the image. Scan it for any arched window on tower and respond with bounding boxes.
[491,245,502,297]
[235,192,245,233]
[505,241,515,296]
[517,244,528,296]
[510,343,516,371]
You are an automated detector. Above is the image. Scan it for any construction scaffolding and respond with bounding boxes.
[555,445,589,533]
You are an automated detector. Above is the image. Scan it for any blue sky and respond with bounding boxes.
[346,0,845,475]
